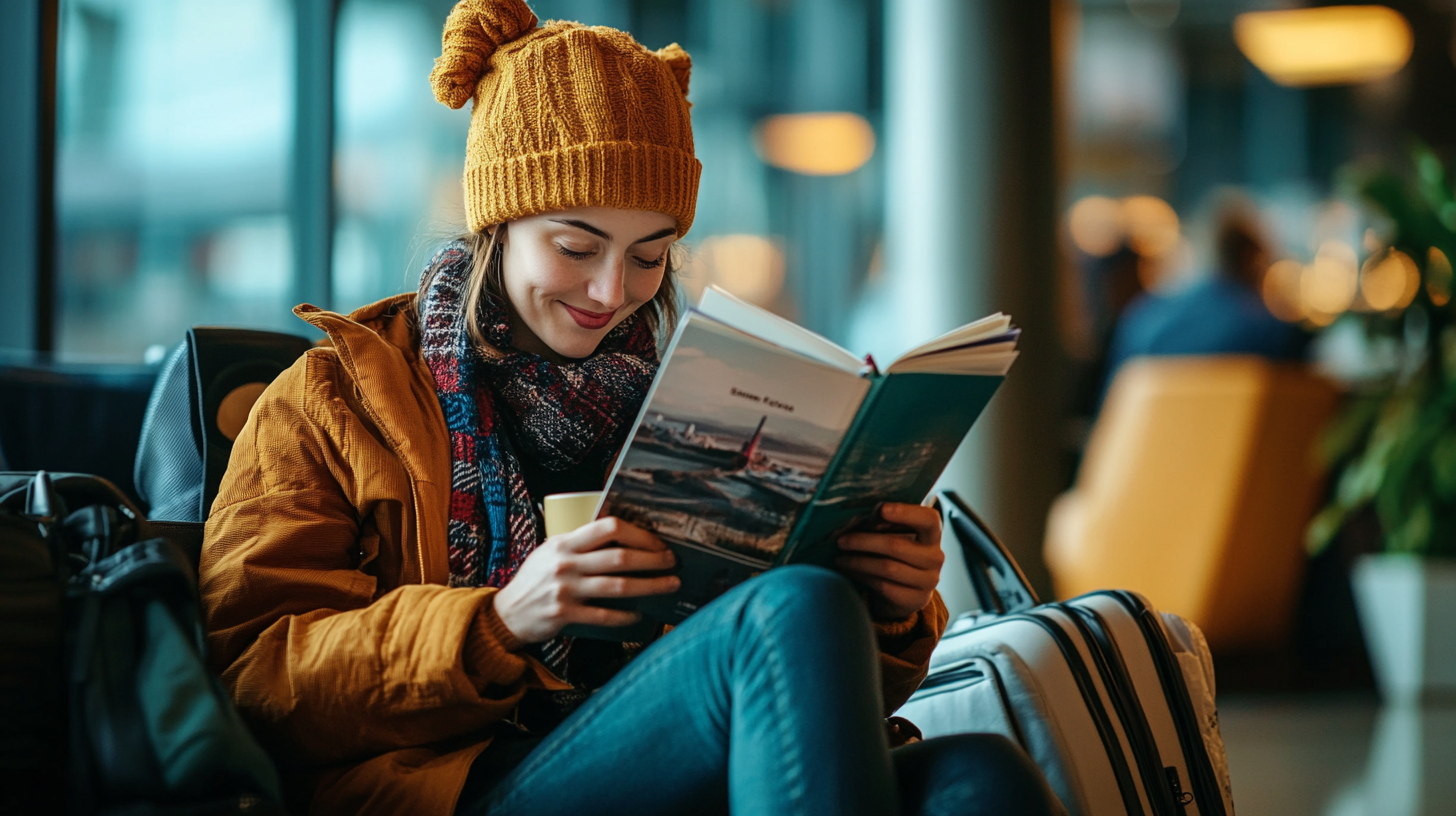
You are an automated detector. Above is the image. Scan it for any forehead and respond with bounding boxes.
[521,207,677,237]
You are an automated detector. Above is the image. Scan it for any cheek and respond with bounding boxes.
[627,268,666,305]
[509,247,579,302]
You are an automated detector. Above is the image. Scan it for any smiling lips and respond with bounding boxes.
[561,302,615,330]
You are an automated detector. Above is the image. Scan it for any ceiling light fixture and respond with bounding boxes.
[1234,5,1413,87]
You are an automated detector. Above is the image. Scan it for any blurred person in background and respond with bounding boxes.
[196,1,1059,815]
[1101,196,1308,397]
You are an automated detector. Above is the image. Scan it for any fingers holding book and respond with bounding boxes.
[493,517,681,643]
[835,503,945,621]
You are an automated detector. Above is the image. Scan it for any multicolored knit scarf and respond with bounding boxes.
[418,240,658,692]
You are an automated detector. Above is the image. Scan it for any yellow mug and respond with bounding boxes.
[543,491,603,538]
[545,490,658,641]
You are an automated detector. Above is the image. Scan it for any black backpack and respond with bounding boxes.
[0,471,283,815]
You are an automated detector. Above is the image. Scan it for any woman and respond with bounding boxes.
[199,2,1059,814]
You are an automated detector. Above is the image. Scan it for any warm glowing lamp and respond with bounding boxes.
[754,113,876,176]
[1234,6,1413,87]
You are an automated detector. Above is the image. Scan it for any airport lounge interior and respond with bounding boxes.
[3,0,1456,814]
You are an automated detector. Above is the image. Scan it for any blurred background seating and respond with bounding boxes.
[1046,356,1338,653]
[0,353,156,502]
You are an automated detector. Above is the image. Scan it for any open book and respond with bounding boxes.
[583,286,1018,632]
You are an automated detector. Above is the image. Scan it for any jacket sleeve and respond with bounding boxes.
[200,354,559,768]
[873,590,949,715]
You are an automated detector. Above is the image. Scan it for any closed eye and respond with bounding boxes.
[556,245,595,260]
[632,255,666,270]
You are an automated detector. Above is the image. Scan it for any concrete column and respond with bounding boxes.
[866,0,1064,614]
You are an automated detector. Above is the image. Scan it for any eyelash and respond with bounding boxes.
[555,244,665,270]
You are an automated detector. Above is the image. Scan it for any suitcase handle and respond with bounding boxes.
[939,490,1038,615]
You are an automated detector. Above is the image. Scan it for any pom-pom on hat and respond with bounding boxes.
[430,0,701,236]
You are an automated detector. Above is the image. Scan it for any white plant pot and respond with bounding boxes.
[1351,554,1456,703]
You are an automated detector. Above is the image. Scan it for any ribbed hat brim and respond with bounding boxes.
[466,141,702,236]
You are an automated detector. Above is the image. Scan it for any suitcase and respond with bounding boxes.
[897,491,1235,816]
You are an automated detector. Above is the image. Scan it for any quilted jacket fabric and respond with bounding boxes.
[199,293,949,815]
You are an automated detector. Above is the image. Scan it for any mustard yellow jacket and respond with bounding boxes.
[200,294,949,816]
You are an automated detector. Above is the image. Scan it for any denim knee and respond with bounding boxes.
[739,565,865,622]
[722,566,873,650]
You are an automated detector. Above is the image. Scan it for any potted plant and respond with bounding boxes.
[1307,144,1456,703]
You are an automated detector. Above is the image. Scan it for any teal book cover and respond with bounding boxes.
[780,372,1006,570]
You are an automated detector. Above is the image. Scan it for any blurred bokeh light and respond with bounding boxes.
[1262,259,1307,323]
[682,234,785,307]
[1234,5,1413,88]
[1068,195,1127,258]
[1303,241,1360,318]
[1357,248,1419,312]
[1429,248,1453,306]
[753,112,876,177]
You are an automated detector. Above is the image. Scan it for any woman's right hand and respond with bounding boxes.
[492,517,680,644]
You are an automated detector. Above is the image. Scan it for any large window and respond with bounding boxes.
[56,0,295,359]
[32,0,883,361]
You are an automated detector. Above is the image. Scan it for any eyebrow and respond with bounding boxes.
[549,218,676,245]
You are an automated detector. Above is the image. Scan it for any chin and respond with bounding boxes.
[543,326,608,360]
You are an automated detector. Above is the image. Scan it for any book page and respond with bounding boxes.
[886,321,1020,375]
[887,345,1020,375]
[892,313,1011,361]
[600,314,870,621]
[697,286,862,373]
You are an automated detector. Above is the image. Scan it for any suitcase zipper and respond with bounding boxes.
[910,659,1032,751]
[911,660,987,698]
[1067,606,1181,816]
[1001,613,1148,816]
[1098,591,1228,816]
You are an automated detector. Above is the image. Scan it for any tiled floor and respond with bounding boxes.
[1220,694,1456,816]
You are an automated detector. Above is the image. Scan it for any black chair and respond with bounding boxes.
[134,328,312,571]
[0,357,158,503]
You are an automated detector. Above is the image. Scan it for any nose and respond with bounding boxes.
[585,258,626,311]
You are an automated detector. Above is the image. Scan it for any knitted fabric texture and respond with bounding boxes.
[418,241,657,687]
[430,0,701,236]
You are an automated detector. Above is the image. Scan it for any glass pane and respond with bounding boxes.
[56,0,294,361]
[333,0,464,307]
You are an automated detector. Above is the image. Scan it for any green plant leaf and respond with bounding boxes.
[1306,504,1349,556]
[1388,500,1434,555]
[1317,394,1382,465]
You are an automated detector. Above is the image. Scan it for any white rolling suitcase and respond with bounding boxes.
[897,492,1235,816]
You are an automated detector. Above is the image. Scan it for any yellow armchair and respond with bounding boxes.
[1045,356,1339,653]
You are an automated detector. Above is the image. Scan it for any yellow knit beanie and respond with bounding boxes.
[430,0,701,236]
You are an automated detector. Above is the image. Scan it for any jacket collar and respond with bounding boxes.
[293,295,450,490]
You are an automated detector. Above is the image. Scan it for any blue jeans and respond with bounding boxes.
[457,566,1058,816]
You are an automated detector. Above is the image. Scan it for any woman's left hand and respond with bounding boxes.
[836,502,945,621]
